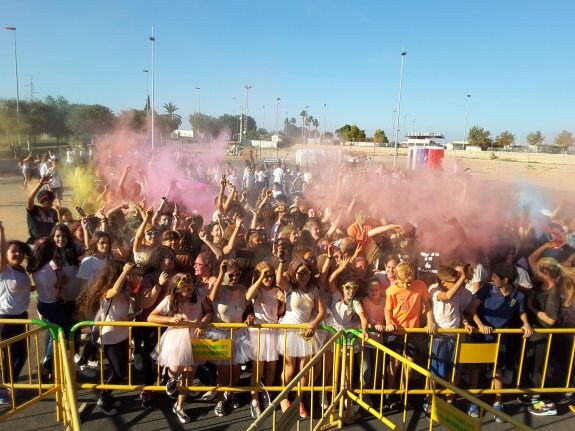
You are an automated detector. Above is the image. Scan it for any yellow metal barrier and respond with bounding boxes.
[0,319,80,430]
[246,329,347,431]
[69,321,339,396]
[347,327,575,430]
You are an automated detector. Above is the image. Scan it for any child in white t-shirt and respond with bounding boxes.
[424,265,473,413]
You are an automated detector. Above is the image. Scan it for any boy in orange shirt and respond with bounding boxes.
[384,262,435,409]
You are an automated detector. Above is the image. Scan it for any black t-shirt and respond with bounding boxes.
[26,205,58,244]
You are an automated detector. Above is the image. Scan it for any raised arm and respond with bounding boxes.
[133,207,153,254]
[436,269,467,301]
[26,172,53,211]
[104,262,134,299]
[246,269,266,301]
[367,224,402,238]
[222,216,243,255]
[198,230,224,261]
[527,241,555,278]
[208,260,228,303]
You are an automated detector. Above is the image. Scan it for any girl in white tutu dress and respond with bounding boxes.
[148,272,213,423]
[277,256,326,417]
[246,261,286,418]
[207,259,253,417]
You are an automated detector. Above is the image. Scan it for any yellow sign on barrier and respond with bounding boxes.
[191,339,232,361]
[431,396,481,431]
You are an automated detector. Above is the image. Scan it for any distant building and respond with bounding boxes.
[403,132,445,148]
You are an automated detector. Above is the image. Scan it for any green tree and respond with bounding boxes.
[494,130,515,148]
[554,130,574,149]
[163,102,182,129]
[373,129,389,145]
[67,104,115,139]
[526,130,544,146]
[468,126,492,149]
[335,124,366,142]
[44,96,71,143]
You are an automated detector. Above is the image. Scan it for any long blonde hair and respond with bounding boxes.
[395,262,414,290]
[537,257,575,307]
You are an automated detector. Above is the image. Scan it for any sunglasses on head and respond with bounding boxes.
[177,273,193,289]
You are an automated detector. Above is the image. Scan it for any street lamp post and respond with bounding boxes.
[244,85,252,142]
[232,97,237,140]
[275,97,280,161]
[322,103,327,145]
[275,97,280,134]
[464,94,471,146]
[5,26,21,148]
[196,87,201,142]
[301,106,309,152]
[149,28,156,152]
[142,69,149,114]
[393,50,407,169]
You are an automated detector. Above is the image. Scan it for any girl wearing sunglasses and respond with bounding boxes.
[207,259,253,417]
[245,261,286,419]
[277,256,326,418]
[147,273,213,423]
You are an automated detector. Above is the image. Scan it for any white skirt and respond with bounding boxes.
[158,327,194,369]
[278,327,322,358]
[206,327,252,365]
[249,327,279,362]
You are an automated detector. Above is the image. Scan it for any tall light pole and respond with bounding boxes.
[390,109,396,148]
[142,69,149,114]
[301,105,309,152]
[464,94,471,145]
[262,105,266,132]
[323,103,327,144]
[196,87,201,142]
[393,50,407,169]
[149,28,155,152]
[6,26,21,148]
[232,97,237,140]
[275,97,280,134]
[244,85,252,141]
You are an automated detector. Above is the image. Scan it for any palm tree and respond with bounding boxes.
[163,102,182,128]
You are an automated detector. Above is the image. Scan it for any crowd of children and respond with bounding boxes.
[1,146,574,424]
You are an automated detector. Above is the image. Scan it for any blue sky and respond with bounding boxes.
[1,1,574,143]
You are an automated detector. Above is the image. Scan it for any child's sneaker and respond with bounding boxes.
[423,399,432,415]
[493,402,504,423]
[0,388,12,406]
[173,403,191,423]
[96,398,117,416]
[467,403,480,418]
[132,353,144,371]
[225,391,240,409]
[165,377,180,398]
[299,402,309,418]
[214,400,226,417]
[250,399,261,419]
[528,401,557,416]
